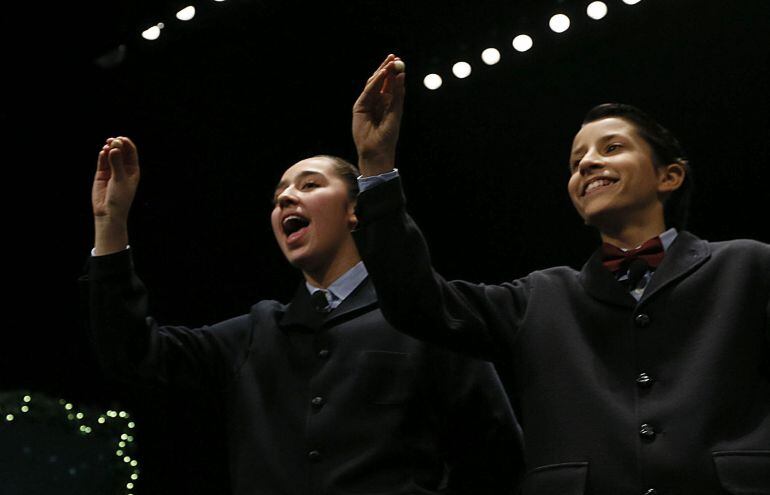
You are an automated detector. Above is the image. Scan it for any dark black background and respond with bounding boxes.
[4,0,769,493]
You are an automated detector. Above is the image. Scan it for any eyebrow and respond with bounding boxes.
[273,170,325,195]
[570,133,624,157]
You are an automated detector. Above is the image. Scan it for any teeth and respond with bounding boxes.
[282,215,303,227]
[585,179,614,194]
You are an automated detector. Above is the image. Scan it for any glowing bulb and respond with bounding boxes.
[23,396,31,403]
[64,403,73,410]
[512,35,533,52]
[5,414,13,421]
[452,61,471,79]
[98,417,106,424]
[481,48,501,65]
[176,6,195,21]
[141,25,162,41]
[128,422,135,428]
[423,74,442,90]
[587,1,608,19]
[21,406,29,413]
[549,14,570,33]
[622,0,642,4]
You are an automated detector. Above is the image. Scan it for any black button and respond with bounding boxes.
[636,373,654,388]
[643,489,658,495]
[308,450,321,461]
[311,396,325,408]
[634,313,651,328]
[318,349,330,359]
[639,423,656,440]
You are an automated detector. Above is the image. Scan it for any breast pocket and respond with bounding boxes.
[521,462,589,495]
[713,451,770,494]
[356,351,416,405]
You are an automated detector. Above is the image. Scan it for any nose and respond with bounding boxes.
[276,187,299,208]
[576,149,604,175]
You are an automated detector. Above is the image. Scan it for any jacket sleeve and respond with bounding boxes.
[353,177,532,362]
[80,249,252,390]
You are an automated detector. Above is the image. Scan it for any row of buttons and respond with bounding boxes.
[307,348,331,462]
[636,313,658,495]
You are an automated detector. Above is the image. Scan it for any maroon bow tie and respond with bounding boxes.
[601,237,664,273]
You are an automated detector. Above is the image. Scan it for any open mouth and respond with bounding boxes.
[583,178,618,196]
[282,214,310,241]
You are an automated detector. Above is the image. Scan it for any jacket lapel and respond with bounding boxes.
[278,277,378,331]
[638,231,710,305]
[279,283,325,331]
[322,277,378,327]
[580,249,637,308]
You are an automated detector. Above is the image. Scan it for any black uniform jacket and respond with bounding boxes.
[352,177,770,495]
[85,249,522,495]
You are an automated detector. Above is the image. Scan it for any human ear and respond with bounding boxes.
[347,202,359,230]
[657,161,686,194]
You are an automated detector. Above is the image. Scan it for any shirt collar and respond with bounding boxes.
[305,261,368,308]
[616,227,678,252]
[659,227,678,252]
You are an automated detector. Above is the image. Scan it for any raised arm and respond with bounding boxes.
[351,57,531,361]
[352,54,405,176]
[85,137,249,389]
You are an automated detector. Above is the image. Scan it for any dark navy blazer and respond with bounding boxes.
[353,177,770,495]
[85,250,522,495]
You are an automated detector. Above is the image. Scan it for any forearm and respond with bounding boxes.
[354,178,519,361]
[86,249,153,378]
[93,217,129,256]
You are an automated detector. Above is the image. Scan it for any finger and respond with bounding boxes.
[380,59,406,94]
[361,67,389,99]
[108,147,126,181]
[366,54,396,84]
[96,149,109,174]
[116,136,139,168]
[387,72,406,121]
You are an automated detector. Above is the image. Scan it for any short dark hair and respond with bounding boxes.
[582,103,693,230]
[313,155,360,202]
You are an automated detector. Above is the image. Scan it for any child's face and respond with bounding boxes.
[271,157,357,272]
[567,117,666,230]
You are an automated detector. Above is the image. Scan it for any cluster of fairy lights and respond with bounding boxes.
[2,393,140,495]
[423,0,643,90]
[129,0,644,91]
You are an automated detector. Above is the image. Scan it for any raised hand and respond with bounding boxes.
[352,54,406,176]
[92,137,140,255]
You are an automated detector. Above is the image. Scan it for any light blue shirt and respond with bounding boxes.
[305,261,368,309]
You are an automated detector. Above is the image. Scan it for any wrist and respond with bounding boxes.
[94,218,129,256]
[357,153,396,177]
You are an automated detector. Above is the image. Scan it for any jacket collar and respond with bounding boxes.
[279,276,378,331]
[579,230,711,308]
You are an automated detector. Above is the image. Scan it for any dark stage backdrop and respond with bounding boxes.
[4,0,769,493]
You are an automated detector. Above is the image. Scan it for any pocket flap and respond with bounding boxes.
[522,461,589,495]
[713,450,770,494]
